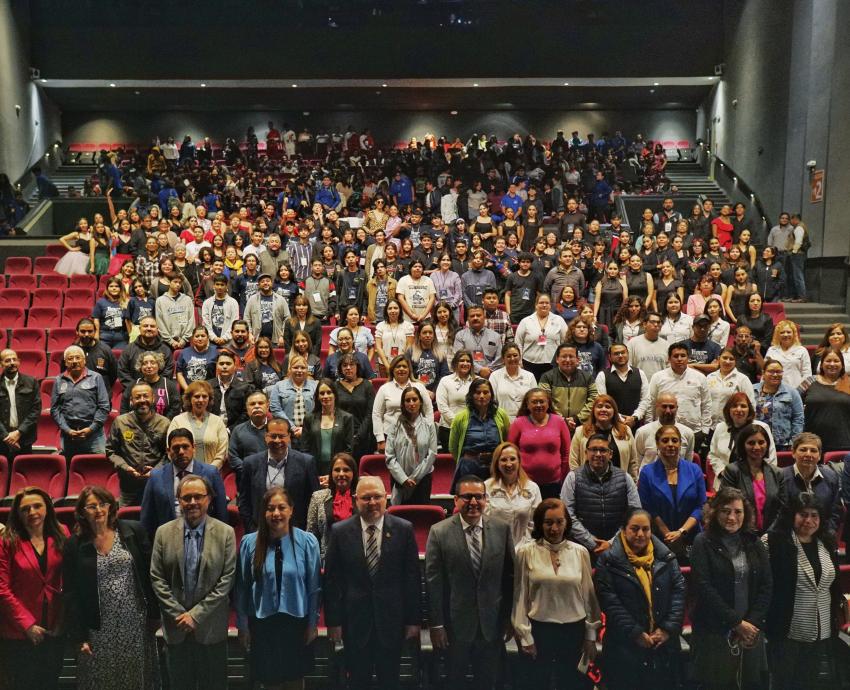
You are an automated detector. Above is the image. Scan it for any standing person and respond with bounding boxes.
[371,355,433,451]
[385,386,438,505]
[167,380,229,468]
[507,388,571,498]
[324,476,421,690]
[107,382,171,506]
[425,476,515,690]
[244,272,291,347]
[763,493,842,689]
[568,394,639,479]
[54,218,94,276]
[175,326,218,389]
[764,320,811,389]
[485,441,542,550]
[0,349,41,464]
[514,294,568,380]
[594,260,628,334]
[753,358,804,451]
[539,343,598,431]
[238,418,319,532]
[638,425,707,558]
[118,316,175,387]
[453,305,503,378]
[594,508,686,690]
[282,296,322,358]
[396,260,436,324]
[306,452,358,563]
[92,277,130,349]
[706,348,756,426]
[489,342,537,422]
[333,353,376,457]
[504,252,542,325]
[268,356,319,445]
[119,351,181,419]
[373,299,414,376]
[690,488,772,690]
[74,318,119,392]
[156,274,196,350]
[0,488,68,690]
[786,213,809,302]
[594,343,650,430]
[235,487,321,690]
[62,487,161,689]
[634,394,696,467]
[300,379,354,484]
[798,349,850,453]
[436,350,475,450]
[150,474,237,690]
[720,424,788,534]
[512,498,601,690]
[627,312,668,380]
[51,345,111,461]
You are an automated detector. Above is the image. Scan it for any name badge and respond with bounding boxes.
[473,350,485,362]
[390,346,399,356]
[312,292,322,303]
[538,333,547,345]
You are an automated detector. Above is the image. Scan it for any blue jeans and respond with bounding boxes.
[786,252,807,299]
[61,431,106,462]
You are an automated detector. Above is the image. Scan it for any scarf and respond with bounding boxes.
[620,531,655,630]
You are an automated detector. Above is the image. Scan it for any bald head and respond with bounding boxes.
[655,394,678,425]
[1,349,19,378]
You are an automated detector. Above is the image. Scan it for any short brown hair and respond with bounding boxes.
[181,379,214,412]
[74,486,119,539]
[531,498,571,540]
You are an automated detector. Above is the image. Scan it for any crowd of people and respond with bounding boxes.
[0,127,835,690]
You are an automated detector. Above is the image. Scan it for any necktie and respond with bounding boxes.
[177,469,188,479]
[184,530,200,604]
[293,387,305,427]
[467,525,481,579]
[365,525,379,576]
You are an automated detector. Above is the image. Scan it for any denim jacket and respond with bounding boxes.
[753,382,804,449]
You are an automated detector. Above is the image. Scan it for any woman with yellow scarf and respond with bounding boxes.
[595,508,687,689]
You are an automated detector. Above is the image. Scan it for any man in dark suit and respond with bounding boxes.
[206,349,253,429]
[324,475,421,690]
[0,349,41,462]
[425,475,515,689]
[141,428,228,535]
[238,417,318,532]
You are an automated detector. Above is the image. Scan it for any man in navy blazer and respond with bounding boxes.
[140,428,228,536]
[238,417,318,532]
[323,476,421,690]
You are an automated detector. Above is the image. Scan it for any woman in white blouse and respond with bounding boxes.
[704,297,731,348]
[484,441,541,550]
[705,348,756,426]
[435,350,474,451]
[489,343,537,422]
[765,319,812,389]
[374,299,415,376]
[512,498,601,689]
[372,355,433,452]
[659,293,692,344]
[514,294,568,380]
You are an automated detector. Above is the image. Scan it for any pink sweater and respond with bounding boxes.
[507,414,571,485]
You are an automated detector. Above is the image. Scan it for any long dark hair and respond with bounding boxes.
[465,377,498,417]
[251,336,282,374]
[3,487,66,550]
[771,491,836,551]
[253,486,297,579]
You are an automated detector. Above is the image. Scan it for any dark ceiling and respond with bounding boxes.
[45,85,710,112]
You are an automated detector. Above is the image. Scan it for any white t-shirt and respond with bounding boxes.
[374,321,415,359]
[396,275,436,323]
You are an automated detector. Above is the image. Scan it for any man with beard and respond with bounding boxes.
[224,320,253,364]
[244,273,290,347]
[118,316,174,387]
[634,392,696,467]
[107,382,170,506]
[74,318,118,391]
[0,348,41,462]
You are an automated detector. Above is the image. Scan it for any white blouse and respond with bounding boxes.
[660,313,693,344]
[705,368,756,426]
[514,313,568,365]
[764,344,812,389]
[372,379,433,442]
[512,539,601,647]
[489,367,538,421]
[435,374,473,429]
[375,320,415,359]
[484,478,542,550]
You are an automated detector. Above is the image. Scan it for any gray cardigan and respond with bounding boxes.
[385,415,438,504]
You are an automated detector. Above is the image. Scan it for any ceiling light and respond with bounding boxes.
[653,82,659,86]
[40,78,47,83]
[291,84,297,88]
[473,83,479,87]
[563,82,569,86]
[382,83,388,87]
[649,89,655,93]
[109,83,116,87]
[450,110,458,115]
[200,83,207,87]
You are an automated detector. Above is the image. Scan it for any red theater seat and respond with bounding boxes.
[44,244,66,259]
[358,454,391,495]
[47,327,77,353]
[0,288,31,310]
[28,306,62,329]
[38,274,67,290]
[34,256,59,274]
[40,378,54,411]
[67,454,119,498]
[68,274,97,291]
[63,288,95,308]
[9,454,67,500]
[31,288,64,309]
[61,306,94,327]
[431,454,456,497]
[7,274,37,291]
[387,504,447,555]
[15,350,47,378]
[33,411,60,451]
[0,307,26,329]
[4,257,32,276]
[0,455,8,498]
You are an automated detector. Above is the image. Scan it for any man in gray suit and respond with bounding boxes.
[150,474,237,690]
[425,475,515,689]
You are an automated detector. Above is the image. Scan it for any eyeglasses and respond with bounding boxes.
[587,447,611,455]
[458,493,487,503]
[357,494,385,503]
[179,493,208,503]
[83,501,109,512]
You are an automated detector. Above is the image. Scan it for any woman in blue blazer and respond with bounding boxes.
[638,424,707,560]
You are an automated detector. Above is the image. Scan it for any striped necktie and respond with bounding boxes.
[293,387,305,427]
[467,525,481,579]
[365,525,379,576]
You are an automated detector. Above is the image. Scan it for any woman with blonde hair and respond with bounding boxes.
[569,394,639,480]
[484,441,542,549]
[764,320,811,388]
[166,379,229,468]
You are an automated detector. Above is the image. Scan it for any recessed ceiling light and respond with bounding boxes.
[200,83,207,87]
[473,83,479,87]
[382,83,388,87]
[134,90,140,95]
[40,78,47,83]
[563,82,569,86]
[291,84,297,88]
[653,82,659,86]
[109,83,116,87]
[649,89,655,93]
[450,110,458,115]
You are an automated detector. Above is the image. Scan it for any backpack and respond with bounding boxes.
[799,224,811,253]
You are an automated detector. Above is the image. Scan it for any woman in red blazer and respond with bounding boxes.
[0,487,68,690]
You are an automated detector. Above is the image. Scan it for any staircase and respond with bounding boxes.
[783,302,850,347]
[26,165,98,204]
[664,161,731,206]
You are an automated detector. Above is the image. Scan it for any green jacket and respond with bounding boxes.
[539,367,598,424]
[448,407,511,462]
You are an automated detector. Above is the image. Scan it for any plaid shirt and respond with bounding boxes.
[485,308,512,344]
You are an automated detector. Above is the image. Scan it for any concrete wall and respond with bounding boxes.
[61,108,698,150]
[0,0,62,183]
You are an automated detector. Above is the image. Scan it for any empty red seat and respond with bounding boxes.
[34,256,59,274]
[0,307,26,329]
[33,411,60,451]
[117,506,141,521]
[47,327,77,353]
[823,451,848,466]
[9,454,67,500]
[777,451,794,468]
[4,257,32,276]
[371,377,388,395]
[7,274,37,291]
[44,244,66,259]
[15,350,47,378]
[386,504,447,555]
[40,378,54,411]
[431,454,456,498]
[763,303,786,325]
[68,274,97,291]
[67,454,119,498]
[31,288,64,309]
[110,380,123,413]
[63,287,95,308]
[38,273,67,290]
[54,506,77,530]
[0,455,8,498]
[27,306,62,329]
[61,306,94,328]
[358,454,391,495]
[47,350,66,377]
[0,289,30,310]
